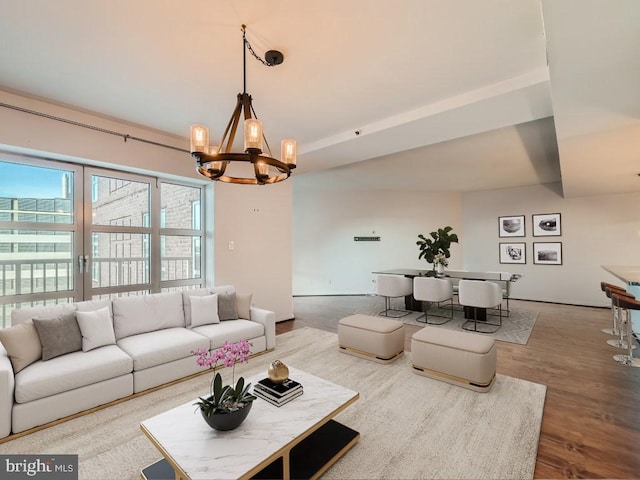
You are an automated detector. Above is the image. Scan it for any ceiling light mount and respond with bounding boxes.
[190,25,296,185]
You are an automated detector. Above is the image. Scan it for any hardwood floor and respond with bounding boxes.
[278,295,640,479]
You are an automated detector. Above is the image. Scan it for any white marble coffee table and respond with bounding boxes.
[140,367,359,480]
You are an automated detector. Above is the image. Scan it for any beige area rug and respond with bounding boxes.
[357,302,539,345]
[0,328,546,480]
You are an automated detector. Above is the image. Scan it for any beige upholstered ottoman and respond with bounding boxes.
[338,314,405,363]
[411,326,496,392]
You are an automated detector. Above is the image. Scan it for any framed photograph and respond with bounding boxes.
[499,242,526,264]
[533,242,562,265]
[532,213,561,236]
[498,215,525,237]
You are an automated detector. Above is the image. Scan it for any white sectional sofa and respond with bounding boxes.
[0,285,275,439]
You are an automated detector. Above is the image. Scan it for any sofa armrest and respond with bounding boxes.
[0,348,15,438]
[249,307,276,350]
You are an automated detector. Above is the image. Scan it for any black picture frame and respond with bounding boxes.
[533,242,562,265]
[499,242,526,264]
[532,213,561,237]
[498,215,525,237]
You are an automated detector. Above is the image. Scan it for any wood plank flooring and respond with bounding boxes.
[278,295,640,479]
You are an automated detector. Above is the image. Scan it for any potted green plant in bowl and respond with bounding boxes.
[417,226,459,274]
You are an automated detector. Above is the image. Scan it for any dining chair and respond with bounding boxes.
[413,276,454,325]
[375,274,413,318]
[458,279,503,333]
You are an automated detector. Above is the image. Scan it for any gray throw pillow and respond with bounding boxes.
[33,313,83,361]
[218,293,238,321]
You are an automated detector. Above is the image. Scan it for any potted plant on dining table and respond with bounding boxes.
[417,226,459,275]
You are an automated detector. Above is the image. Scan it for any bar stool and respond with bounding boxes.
[375,274,413,318]
[611,293,640,367]
[413,276,454,325]
[600,281,629,335]
[606,286,636,350]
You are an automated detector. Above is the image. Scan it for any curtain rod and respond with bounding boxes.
[0,102,190,154]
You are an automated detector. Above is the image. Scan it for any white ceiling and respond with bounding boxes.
[0,0,637,196]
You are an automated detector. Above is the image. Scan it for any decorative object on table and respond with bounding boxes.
[498,215,525,237]
[434,253,447,275]
[533,242,562,265]
[532,213,561,236]
[499,242,526,264]
[253,377,303,407]
[417,226,459,271]
[267,359,289,384]
[192,340,256,431]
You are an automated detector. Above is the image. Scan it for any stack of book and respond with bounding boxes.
[253,377,303,407]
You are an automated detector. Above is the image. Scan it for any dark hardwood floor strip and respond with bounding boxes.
[280,296,640,479]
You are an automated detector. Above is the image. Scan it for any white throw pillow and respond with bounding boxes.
[76,307,117,351]
[190,294,219,327]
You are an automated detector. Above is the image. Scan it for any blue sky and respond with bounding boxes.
[0,161,69,198]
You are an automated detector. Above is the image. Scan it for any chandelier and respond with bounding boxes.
[190,25,296,185]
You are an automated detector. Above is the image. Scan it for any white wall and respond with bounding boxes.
[292,184,463,295]
[214,181,294,321]
[0,89,294,320]
[0,89,194,179]
[463,182,640,306]
[292,178,640,308]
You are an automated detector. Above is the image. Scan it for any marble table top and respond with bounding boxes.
[141,366,359,480]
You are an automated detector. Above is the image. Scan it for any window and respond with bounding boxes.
[159,184,204,284]
[0,158,206,326]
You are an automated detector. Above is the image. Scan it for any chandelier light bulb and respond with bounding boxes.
[256,160,269,177]
[281,140,297,166]
[190,125,209,153]
[244,118,263,151]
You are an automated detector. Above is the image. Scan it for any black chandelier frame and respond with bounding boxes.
[192,25,295,185]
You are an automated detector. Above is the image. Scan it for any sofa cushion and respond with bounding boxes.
[75,298,113,315]
[182,287,212,327]
[14,345,133,404]
[191,319,264,350]
[0,321,42,373]
[236,293,252,320]
[76,307,117,351]
[33,313,82,361]
[112,292,185,340]
[117,328,209,371]
[218,293,238,321]
[211,285,235,296]
[11,304,76,326]
[190,294,219,327]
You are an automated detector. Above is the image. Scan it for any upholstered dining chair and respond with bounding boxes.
[458,279,503,333]
[413,276,454,325]
[487,271,513,316]
[375,274,413,318]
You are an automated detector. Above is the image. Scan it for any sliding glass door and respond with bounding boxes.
[0,156,83,326]
[0,157,206,326]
